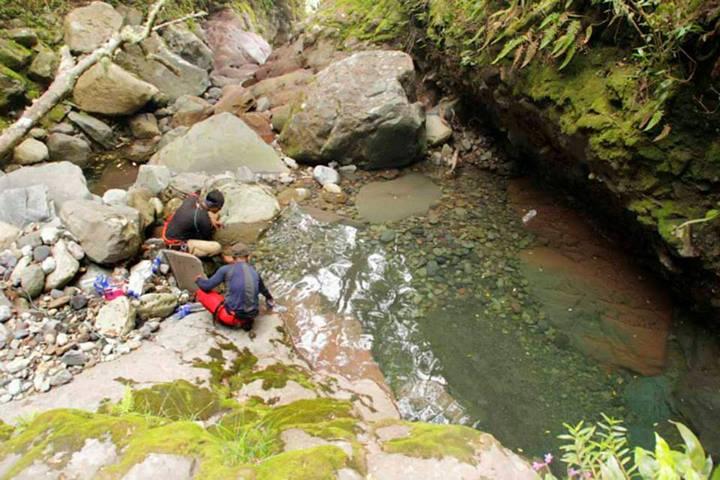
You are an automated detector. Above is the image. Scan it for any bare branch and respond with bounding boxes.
[153,11,209,32]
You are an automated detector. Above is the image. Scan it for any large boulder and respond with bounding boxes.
[0,162,92,208]
[73,62,158,116]
[116,34,210,102]
[213,180,280,244]
[59,200,141,265]
[279,51,426,169]
[204,9,271,77]
[0,186,54,227]
[149,113,287,175]
[64,1,123,54]
[46,133,91,167]
[162,24,214,71]
[28,47,57,83]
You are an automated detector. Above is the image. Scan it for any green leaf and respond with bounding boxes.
[704,209,720,220]
[636,447,659,478]
[711,466,720,480]
[600,456,627,480]
[672,422,705,467]
[558,42,577,70]
[492,37,526,64]
[643,110,663,132]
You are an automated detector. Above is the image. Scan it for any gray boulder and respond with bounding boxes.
[47,133,91,167]
[134,165,171,195]
[0,162,91,207]
[162,24,213,71]
[45,240,80,291]
[28,47,57,82]
[73,62,158,116]
[13,138,49,165]
[214,180,279,243]
[95,296,136,337]
[0,185,55,227]
[64,1,123,54]
[116,33,210,102]
[68,111,114,148]
[59,200,141,265]
[279,51,426,169]
[149,113,287,174]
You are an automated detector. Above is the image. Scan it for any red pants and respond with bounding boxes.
[196,290,253,330]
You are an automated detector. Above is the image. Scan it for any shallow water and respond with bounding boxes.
[255,166,720,461]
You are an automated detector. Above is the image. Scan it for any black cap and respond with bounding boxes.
[205,190,225,209]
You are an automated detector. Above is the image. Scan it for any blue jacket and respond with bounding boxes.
[196,263,272,318]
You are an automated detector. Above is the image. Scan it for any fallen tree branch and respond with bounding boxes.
[153,11,208,32]
[0,0,177,161]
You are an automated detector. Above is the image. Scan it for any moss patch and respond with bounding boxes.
[381,421,485,465]
[255,445,348,480]
[130,380,224,421]
[0,421,14,442]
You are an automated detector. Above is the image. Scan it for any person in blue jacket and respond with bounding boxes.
[194,243,274,331]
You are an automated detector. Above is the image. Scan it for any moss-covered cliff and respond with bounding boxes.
[317,0,720,312]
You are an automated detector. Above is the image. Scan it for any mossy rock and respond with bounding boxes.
[255,445,349,480]
[0,420,14,442]
[0,38,33,70]
[381,421,486,465]
[131,380,223,421]
[0,64,26,112]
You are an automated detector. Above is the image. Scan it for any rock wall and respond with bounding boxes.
[316,0,720,315]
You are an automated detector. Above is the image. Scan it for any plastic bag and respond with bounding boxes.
[127,260,154,298]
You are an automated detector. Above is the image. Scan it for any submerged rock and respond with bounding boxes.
[356,174,443,223]
[149,113,287,175]
[280,51,425,169]
[59,200,141,265]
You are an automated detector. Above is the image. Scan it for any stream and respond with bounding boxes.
[250,163,720,460]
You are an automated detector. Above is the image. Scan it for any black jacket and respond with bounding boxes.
[165,196,214,241]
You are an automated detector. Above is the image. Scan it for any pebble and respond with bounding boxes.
[78,341,96,352]
[380,230,396,243]
[49,369,72,386]
[61,350,88,366]
[7,379,21,396]
[33,374,50,393]
[33,245,51,262]
[6,357,30,374]
[0,306,11,323]
[67,241,85,261]
[0,394,11,403]
[70,295,88,310]
[41,256,57,274]
[56,332,69,346]
[40,226,61,245]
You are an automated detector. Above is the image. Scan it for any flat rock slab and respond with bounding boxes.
[356,173,442,223]
[0,312,288,424]
[164,249,205,293]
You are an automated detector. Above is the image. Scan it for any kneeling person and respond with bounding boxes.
[163,190,224,257]
[195,244,274,331]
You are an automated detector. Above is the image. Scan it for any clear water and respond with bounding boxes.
[253,167,718,461]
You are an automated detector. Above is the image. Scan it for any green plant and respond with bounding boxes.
[213,421,277,465]
[536,417,718,479]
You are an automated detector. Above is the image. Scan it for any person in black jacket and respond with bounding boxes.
[195,243,274,331]
[162,190,225,257]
